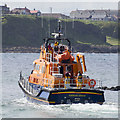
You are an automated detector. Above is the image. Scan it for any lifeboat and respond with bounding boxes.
[18,20,105,105]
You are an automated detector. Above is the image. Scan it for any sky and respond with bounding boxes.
[1,0,119,15]
[1,0,120,2]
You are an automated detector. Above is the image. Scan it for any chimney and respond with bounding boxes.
[5,4,7,7]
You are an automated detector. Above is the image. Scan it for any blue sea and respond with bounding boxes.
[1,53,119,118]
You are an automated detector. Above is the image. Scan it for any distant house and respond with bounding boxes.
[41,13,69,19]
[0,4,10,14]
[11,7,30,15]
[70,10,91,19]
[70,9,118,21]
[79,10,92,19]
[70,10,82,18]
[91,10,107,21]
[110,15,118,21]
[30,9,41,16]
[109,10,118,21]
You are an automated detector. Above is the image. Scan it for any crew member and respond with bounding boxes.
[48,43,53,53]
[64,71,71,88]
[54,41,59,52]
[77,71,82,88]
[54,41,59,46]
[65,71,71,78]
[59,45,65,54]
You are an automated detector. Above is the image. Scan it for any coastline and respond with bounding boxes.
[2,46,40,53]
[2,45,119,53]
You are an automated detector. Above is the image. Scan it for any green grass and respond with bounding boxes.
[7,14,37,19]
[77,41,92,45]
[1,16,7,24]
[61,19,116,25]
[106,36,120,45]
[2,15,118,47]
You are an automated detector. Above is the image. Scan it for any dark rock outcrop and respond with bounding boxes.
[97,86,120,91]
[74,44,118,53]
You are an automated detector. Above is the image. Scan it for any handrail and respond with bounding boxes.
[46,52,59,62]
[46,53,52,62]
[20,75,103,90]
[37,78,102,89]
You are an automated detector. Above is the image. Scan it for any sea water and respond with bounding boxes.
[1,53,119,118]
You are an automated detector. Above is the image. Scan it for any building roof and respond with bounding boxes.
[12,7,30,12]
[0,4,9,9]
[30,10,40,14]
[70,10,91,18]
[112,15,118,19]
[92,15,106,19]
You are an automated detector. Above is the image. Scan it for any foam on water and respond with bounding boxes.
[4,97,117,118]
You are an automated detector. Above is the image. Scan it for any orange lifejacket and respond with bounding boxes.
[58,50,70,62]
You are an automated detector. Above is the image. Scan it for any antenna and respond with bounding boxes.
[50,7,52,14]
[51,20,63,39]
[58,20,61,38]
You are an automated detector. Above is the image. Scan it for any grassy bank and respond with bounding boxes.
[2,15,119,52]
[106,36,119,45]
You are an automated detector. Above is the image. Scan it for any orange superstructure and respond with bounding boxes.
[28,32,91,89]
[27,20,96,90]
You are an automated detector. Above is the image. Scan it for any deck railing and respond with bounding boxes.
[20,72,103,92]
[46,52,59,63]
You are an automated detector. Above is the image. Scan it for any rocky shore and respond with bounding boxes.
[2,46,41,53]
[97,86,120,91]
[74,44,119,53]
[2,45,119,53]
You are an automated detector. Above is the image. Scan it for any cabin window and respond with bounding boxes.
[39,91,49,100]
[33,78,35,82]
[33,63,36,69]
[42,51,44,57]
[36,79,38,83]
[59,66,63,74]
[34,64,40,71]
[37,65,40,70]
[42,66,45,73]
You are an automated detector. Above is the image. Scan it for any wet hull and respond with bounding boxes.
[18,81,105,105]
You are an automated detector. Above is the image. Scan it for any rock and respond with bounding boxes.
[116,86,120,90]
[106,87,111,90]
[96,86,120,91]
[101,86,108,90]
[110,87,117,91]
[97,87,102,89]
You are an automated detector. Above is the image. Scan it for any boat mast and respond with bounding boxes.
[58,20,61,38]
